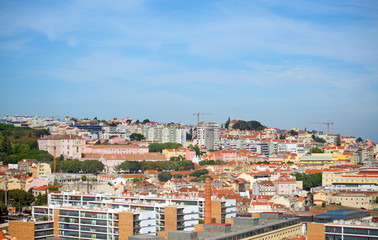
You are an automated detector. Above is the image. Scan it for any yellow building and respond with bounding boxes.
[322,169,378,186]
[162,148,185,159]
[299,154,334,169]
[31,163,51,178]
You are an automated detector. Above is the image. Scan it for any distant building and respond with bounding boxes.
[194,124,220,150]
[38,134,86,160]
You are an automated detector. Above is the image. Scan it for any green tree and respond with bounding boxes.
[309,147,324,154]
[279,134,286,140]
[322,202,326,208]
[225,117,231,129]
[34,193,48,206]
[133,178,143,183]
[186,133,192,140]
[190,169,209,177]
[81,160,104,174]
[148,142,182,153]
[119,161,141,173]
[356,137,363,142]
[1,136,12,156]
[312,135,326,143]
[53,178,58,186]
[199,159,225,165]
[142,119,150,124]
[81,175,87,182]
[129,133,145,141]
[336,134,341,146]
[7,189,35,211]
[193,145,201,156]
[288,130,298,136]
[173,173,183,179]
[158,172,172,182]
[232,120,265,131]
[0,202,7,216]
[295,173,322,191]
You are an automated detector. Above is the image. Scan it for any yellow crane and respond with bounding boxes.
[193,113,211,127]
[311,122,334,135]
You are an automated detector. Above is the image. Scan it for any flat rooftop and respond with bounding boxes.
[197,218,301,240]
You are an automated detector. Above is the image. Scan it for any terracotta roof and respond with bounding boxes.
[82,153,167,160]
[88,144,146,149]
[34,185,49,190]
[39,134,85,140]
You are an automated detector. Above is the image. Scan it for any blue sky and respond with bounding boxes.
[1,0,377,141]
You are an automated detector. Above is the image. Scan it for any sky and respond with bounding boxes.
[0,0,377,141]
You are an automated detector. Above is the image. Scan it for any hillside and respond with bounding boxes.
[0,124,53,164]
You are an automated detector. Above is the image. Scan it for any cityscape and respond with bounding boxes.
[1,0,377,240]
[0,115,377,240]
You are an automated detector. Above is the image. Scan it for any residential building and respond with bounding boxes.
[17,205,156,240]
[31,162,51,178]
[194,124,220,150]
[273,178,298,196]
[252,180,276,195]
[307,220,378,240]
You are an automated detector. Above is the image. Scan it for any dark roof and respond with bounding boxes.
[314,209,370,221]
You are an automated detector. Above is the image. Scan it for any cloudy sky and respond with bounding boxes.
[0,0,377,140]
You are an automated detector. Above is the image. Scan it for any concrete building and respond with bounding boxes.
[307,220,378,240]
[48,191,236,225]
[252,180,276,196]
[140,125,186,146]
[194,125,220,150]
[12,205,156,240]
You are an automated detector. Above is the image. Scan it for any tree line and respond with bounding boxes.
[232,120,265,131]
[115,158,195,173]
[55,159,104,174]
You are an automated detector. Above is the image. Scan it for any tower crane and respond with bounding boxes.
[310,122,334,135]
[193,113,211,127]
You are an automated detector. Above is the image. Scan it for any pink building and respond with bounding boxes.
[206,150,237,162]
[273,178,298,196]
[83,152,168,173]
[0,165,8,173]
[26,178,50,191]
[85,144,148,154]
[109,136,127,144]
[38,134,86,160]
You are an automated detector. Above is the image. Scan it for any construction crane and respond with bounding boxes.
[193,113,211,127]
[311,122,334,135]
[53,146,56,173]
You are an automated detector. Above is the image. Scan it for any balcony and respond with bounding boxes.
[59,224,79,231]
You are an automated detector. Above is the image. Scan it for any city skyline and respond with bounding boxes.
[1,0,377,141]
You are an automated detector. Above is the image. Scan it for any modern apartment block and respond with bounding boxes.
[48,192,236,224]
[9,220,55,240]
[324,221,378,240]
[140,125,187,146]
[13,205,156,240]
[307,221,378,240]
[194,125,220,150]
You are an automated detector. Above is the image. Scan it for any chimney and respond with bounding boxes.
[205,178,212,224]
